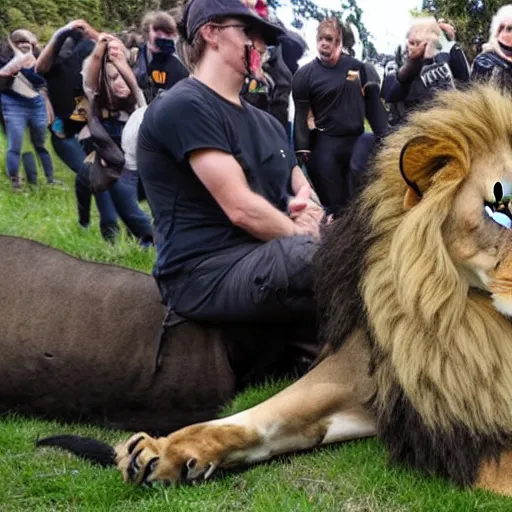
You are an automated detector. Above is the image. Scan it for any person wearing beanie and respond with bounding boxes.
[138,0,325,376]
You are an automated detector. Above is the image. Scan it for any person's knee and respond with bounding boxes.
[30,125,48,149]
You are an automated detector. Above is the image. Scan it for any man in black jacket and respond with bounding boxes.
[292,18,388,215]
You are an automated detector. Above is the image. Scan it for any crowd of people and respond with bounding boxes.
[1,0,512,376]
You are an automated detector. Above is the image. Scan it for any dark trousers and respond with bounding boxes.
[163,236,318,324]
[307,132,359,216]
[51,133,118,238]
[348,133,378,198]
[159,235,320,379]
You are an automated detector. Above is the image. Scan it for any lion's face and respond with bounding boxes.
[444,143,512,312]
[387,87,512,321]
[359,85,512,435]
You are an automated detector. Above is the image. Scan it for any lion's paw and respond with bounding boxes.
[114,426,227,486]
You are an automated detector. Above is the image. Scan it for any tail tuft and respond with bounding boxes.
[36,435,116,467]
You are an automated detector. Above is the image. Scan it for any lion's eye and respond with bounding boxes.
[494,182,504,203]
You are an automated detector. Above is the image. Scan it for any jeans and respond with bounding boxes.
[1,93,53,181]
[109,170,153,244]
[51,133,119,238]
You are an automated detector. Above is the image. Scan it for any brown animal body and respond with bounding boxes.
[0,235,236,433]
[35,85,512,496]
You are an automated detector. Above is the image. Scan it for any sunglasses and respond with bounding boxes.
[210,23,252,37]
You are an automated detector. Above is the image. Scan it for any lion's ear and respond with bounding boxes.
[400,136,452,210]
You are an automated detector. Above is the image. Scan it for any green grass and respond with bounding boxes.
[1,135,512,510]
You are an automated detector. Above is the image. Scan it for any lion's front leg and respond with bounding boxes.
[115,425,262,485]
[116,330,376,485]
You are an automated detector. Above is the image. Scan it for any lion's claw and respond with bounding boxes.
[114,424,252,486]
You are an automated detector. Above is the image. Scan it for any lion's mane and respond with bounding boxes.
[315,85,512,486]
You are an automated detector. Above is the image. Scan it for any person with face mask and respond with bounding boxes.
[382,17,469,122]
[471,5,512,92]
[81,34,153,246]
[0,30,54,190]
[132,11,189,103]
[35,20,121,241]
[292,19,388,216]
[138,0,326,375]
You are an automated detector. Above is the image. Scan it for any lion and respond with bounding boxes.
[37,85,512,496]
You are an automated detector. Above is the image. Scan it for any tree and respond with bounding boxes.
[421,0,510,60]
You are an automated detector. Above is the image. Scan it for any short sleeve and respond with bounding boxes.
[151,91,232,162]
[122,106,147,170]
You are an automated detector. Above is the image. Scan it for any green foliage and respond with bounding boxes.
[0,0,377,59]
[421,0,511,60]
[0,0,178,41]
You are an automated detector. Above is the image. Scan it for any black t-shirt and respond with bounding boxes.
[138,78,297,282]
[292,55,368,137]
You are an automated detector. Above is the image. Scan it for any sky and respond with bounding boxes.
[276,0,423,56]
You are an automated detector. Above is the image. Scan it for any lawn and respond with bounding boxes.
[0,135,511,511]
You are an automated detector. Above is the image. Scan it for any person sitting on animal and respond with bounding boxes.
[38,83,512,499]
[471,5,512,92]
[382,17,469,123]
[131,11,189,103]
[136,0,326,375]
[292,18,389,216]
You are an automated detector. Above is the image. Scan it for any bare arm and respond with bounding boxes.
[36,21,99,75]
[107,40,147,108]
[189,150,314,241]
[82,34,112,98]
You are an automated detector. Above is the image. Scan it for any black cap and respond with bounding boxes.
[181,0,284,45]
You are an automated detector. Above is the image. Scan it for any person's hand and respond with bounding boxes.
[408,40,427,60]
[21,52,36,69]
[289,186,325,237]
[293,209,322,238]
[107,39,128,64]
[438,19,456,41]
[97,32,115,47]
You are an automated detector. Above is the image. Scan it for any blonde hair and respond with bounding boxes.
[361,85,512,435]
[406,16,441,41]
[317,18,342,43]
[489,4,512,39]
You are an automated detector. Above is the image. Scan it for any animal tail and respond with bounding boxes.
[36,435,116,467]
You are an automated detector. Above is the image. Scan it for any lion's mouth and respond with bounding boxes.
[484,181,512,229]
